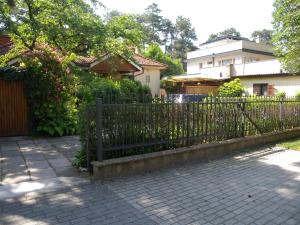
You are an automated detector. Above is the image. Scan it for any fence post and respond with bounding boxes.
[96,98,103,162]
[186,102,190,145]
[85,106,92,171]
[279,97,284,130]
[241,97,246,137]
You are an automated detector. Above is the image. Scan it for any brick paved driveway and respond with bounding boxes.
[1,146,300,225]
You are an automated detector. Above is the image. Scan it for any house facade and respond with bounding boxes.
[74,53,166,96]
[169,36,300,96]
[0,35,166,96]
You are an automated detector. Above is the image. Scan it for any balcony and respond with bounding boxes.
[231,59,283,76]
[195,60,283,79]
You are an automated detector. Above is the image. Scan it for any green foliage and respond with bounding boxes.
[110,4,198,69]
[77,77,152,166]
[144,43,184,77]
[276,91,286,98]
[273,0,300,72]
[296,91,300,100]
[0,0,104,54]
[141,3,164,44]
[251,29,273,44]
[77,77,151,104]
[72,148,87,168]
[160,79,178,94]
[23,45,78,136]
[0,0,143,57]
[173,16,198,69]
[217,79,245,97]
[207,28,241,42]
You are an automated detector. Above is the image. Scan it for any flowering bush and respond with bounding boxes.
[23,45,78,136]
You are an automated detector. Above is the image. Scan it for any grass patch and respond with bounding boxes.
[277,138,300,151]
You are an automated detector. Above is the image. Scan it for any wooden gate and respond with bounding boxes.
[0,79,28,136]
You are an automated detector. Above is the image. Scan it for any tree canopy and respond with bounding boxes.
[273,0,300,72]
[0,0,143,59]
[207,28,241,42]
[251,29,273,44]
[104,4,198,71]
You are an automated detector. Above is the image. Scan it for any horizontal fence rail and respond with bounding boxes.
[85,96,300,163]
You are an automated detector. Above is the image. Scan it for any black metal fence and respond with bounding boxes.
[84,96,300,163]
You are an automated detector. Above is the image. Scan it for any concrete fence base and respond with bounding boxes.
[92,128,300,180]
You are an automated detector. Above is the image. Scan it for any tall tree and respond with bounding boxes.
[273,0,300,72]
[251,29,273,44]
[160,18,175,54]
[141,3,163,44]
[173,16,198,70]
[207,27,241,42]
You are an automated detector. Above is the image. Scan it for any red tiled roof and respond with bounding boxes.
[74,53,167,69]
[73,56,97,67]
[132,54,167,68]
[0,35,167,70]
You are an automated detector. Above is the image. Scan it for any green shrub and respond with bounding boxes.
[77,77,151,167]
[160,79,179,94]
[144,43,184,77]
[296,91,300,100]
[72,148,87,168]
[217,78,245,97]
[23,45,78,136]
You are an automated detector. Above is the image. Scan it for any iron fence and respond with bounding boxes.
[84,96,300,163]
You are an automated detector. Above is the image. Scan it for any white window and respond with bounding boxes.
[146,75,150,84]
[199,63,203,69]
[222,59,233,66]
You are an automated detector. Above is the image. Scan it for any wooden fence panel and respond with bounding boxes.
[0,79,28,136]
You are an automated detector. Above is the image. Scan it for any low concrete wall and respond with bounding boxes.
[92,128,300,180]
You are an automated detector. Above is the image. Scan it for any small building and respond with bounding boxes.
[169,36,300,96]
[0,35,167,96]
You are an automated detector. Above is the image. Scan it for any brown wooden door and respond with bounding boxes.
[0,79,28,136]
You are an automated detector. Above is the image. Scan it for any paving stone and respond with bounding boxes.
[1,138,300,224]
[30,169,57,180]
[2,172,30,184]
[27,161,51,170]
[48,157,71,168]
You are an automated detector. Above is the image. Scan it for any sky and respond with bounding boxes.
[98,0,275,44]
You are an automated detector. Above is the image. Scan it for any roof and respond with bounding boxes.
[200,36,250,46]
[74,53,167,70]
[0,35,167,70]
[132,54,167,68]
[73,56,97,67]
[167,73,229,83]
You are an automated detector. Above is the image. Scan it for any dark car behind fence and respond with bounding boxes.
[83,96,300,166]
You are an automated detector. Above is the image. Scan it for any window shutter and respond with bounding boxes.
[253,84,261,96]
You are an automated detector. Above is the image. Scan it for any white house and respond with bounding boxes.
[169,36,300,96]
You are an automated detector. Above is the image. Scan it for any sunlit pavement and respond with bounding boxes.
[1,140,300,224]
[0,136,89,199]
